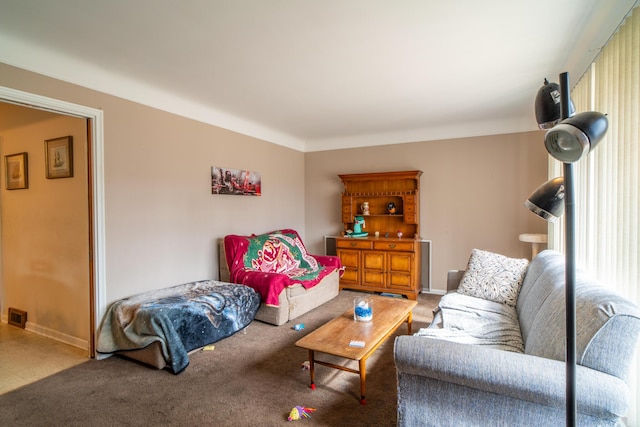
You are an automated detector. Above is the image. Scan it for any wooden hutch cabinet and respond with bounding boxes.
[336,170,423,300]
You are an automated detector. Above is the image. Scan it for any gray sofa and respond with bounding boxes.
[394,249,640,426]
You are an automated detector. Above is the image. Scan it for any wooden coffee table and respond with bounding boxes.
[295,295,417,404]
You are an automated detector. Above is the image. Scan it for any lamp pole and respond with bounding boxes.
[533,71,607,425]
[559,71,577,427]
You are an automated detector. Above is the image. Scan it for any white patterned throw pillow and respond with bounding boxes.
[457,249,529,307]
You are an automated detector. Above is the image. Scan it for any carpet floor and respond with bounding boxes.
[0,290,439,427]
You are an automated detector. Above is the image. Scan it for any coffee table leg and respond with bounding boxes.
[308,350,316,390]
[359,358,367,405]
[407,311,413,335]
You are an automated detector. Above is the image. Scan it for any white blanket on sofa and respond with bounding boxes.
[414,293,524,353]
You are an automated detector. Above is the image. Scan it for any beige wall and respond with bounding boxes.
[0,104,90,344]
[305,132,549,291]
[0,62,305,348]
[97,95,305,299]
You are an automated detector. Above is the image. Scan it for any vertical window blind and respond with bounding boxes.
[552,7,640,424]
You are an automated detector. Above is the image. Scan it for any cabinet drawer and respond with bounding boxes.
[403,194,417,224]
[341,196,353,223]
[337,239,373,249]
[404,213,418,224]
[373,241,415,252]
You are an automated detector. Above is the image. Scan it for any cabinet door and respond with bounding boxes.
[362,251,385,287]
[387,252,414,290]
[337,249,360,286]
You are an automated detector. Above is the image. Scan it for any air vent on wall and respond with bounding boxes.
[8,307,27,328]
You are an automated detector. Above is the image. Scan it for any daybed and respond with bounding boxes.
[394,249,640,426]
[219,229,342,326]
[97,279,260,374]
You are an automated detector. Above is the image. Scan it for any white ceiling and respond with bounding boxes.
[0,0,636,152]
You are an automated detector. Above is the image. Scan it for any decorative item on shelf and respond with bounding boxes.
[384,232,389,238]
[361,201,370,215]
[387,202,396,214]
[353,296,373,322]
[397,230,403,238]
[351,216,368,237]
[374,231,380,238]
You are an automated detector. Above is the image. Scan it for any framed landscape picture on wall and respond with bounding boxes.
[45,135,74,179]
[5,152,28,190]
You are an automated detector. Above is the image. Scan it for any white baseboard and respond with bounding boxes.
[1,316,88,350]
[26,323,89,350]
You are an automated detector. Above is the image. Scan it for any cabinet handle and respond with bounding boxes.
[350,242,357,247]
[389,244,396,248]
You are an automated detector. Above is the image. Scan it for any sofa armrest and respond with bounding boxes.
[312,254,342,270]
[394,336,631,419]
[447,270,465,292]
[218,239,231,282]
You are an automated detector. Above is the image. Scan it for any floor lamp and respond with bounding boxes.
[526,72,608,426]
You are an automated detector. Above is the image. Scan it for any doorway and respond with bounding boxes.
[0,86,105,357]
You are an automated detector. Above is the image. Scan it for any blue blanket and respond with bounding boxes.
[97,280,260,373]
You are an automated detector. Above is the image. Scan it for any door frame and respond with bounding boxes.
[0,85,105,357]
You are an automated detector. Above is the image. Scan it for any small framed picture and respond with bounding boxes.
[45,136,74,179]
[5,152,28,190]
[211,166,262,196]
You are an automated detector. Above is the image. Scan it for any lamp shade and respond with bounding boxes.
[544,112,608,163]
[535,78,575,129]
[524,177,565,222]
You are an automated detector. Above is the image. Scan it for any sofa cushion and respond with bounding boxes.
[516,250,565,345]
[416,292,524,353]
[457,249,529,307]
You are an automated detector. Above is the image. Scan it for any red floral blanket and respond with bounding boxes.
[224,229,342,306]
